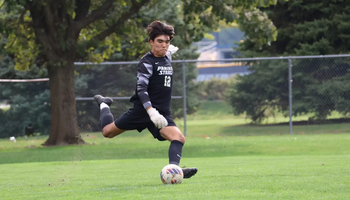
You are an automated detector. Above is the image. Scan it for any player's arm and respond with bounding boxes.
[137,60,168,129]
[136,60,153,109]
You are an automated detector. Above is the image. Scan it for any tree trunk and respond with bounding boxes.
[43,60,85,146]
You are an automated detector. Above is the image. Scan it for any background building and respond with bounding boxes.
[193,28,250,81]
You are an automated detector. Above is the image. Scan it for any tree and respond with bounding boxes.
[226,59,290,123]
[0,55,50,138]
[0,0,278,145]
[74,0,205,132]
[228,0,350,122]
[238,0,350,56]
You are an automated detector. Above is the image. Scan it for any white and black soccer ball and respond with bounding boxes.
[160,164,183,184]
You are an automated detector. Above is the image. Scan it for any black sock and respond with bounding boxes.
[169,140,184,165]
[100,107,114,129]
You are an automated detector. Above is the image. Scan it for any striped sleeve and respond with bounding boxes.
[136,60,153,109]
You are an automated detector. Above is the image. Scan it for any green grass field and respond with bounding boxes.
[1,101,350,199]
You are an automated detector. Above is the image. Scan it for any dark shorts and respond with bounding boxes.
[114,106,176,141]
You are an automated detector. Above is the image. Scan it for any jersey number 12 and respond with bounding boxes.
[164,76,171,87]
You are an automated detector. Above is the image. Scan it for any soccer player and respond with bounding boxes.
[94,20,197,179]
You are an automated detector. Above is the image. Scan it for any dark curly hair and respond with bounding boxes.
[147,20,175,41]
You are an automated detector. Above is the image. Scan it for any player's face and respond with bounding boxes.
[150,35,170,57]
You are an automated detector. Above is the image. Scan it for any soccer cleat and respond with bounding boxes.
[94,95,113,107]
[182,167,198,179]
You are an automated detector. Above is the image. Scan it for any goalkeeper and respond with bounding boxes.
[94,20,197,179]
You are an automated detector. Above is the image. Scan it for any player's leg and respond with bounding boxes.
[101,123,126,138]
[159,126,198,179]
[94,95,126,138]
[160,126,185,165]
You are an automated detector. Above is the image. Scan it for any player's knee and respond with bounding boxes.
[102,124,124,138]
[102,131,110,138]
[178,134,185,144]
[160,126,185,143]
[102,128,113,138]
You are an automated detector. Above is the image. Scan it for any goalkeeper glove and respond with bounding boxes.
[147,107,168,129]
[168,45,179,54]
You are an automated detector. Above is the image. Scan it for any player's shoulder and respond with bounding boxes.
[140,52,155,64]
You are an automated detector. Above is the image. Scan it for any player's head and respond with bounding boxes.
[148,20,175,42]
[147,20,175,57]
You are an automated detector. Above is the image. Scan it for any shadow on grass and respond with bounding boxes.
[220,118,350,136]
[266,117,350,126]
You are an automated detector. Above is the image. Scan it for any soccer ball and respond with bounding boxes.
[160,164,183,184]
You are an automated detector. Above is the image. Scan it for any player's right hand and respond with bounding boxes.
[147,107,168,129]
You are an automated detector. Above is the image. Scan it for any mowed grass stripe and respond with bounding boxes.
[1,134,350,164]
[0,155,349,200]
[1,100,350,199]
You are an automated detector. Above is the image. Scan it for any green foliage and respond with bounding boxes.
[238,0,350,56]
[236,7,277,50]
[229,0,350,122]
[291,58,350,119]
[182,0,278,46]
[197,77,238,101]
[0,0,279,141]
[75,64,139,132]
[0,0,279,69]
[226,60,289,122]
[75,0,204,131]
[0,55,50,138]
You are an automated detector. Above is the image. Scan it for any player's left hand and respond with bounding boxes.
[168,45,179,54]
[147,107,168,129]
